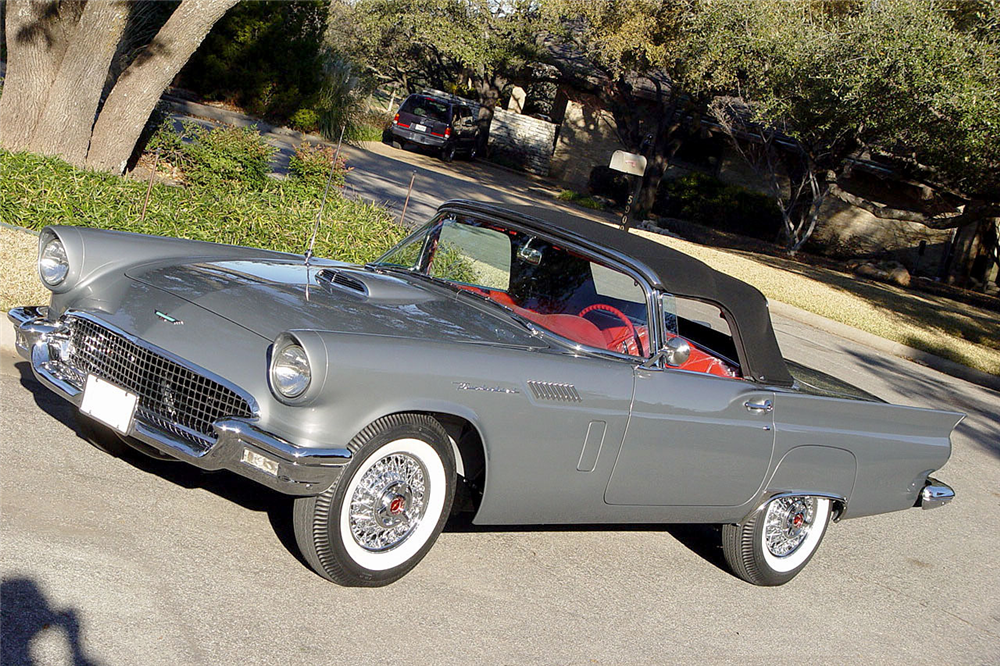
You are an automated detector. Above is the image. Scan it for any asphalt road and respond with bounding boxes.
[2,305,998,665]
[3,134,999,664]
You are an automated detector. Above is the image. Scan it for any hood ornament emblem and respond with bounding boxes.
[155,310,183,325]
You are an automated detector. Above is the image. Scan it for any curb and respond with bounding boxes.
[768,300,1000,393]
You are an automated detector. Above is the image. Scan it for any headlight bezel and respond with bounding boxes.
[269,336,313,401]
[39,235,70,286]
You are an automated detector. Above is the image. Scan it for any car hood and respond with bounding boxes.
[126,258,538,346]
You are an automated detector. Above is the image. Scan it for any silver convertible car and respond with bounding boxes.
[10,200,961,587]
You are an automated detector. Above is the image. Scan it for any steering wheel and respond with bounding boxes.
[578,303,644,356]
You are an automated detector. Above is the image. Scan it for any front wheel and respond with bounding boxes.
[722,495,831,586]
[292,414,456,586]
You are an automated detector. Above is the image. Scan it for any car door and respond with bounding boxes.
[605,295,775,507]
[605,368,775,506]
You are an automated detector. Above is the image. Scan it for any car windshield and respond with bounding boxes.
[375,214,652,357]
[399,96,451,123]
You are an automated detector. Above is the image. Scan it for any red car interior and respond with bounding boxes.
[458,285,738,378]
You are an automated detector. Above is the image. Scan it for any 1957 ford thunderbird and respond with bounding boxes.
[9,200,961,587]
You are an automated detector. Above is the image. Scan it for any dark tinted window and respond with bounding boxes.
[399,96,451,123]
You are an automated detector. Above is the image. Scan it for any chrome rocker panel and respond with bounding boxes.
[8,307,348,496]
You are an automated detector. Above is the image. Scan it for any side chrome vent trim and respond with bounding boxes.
[527,380,581,402]
[318,269,368,296]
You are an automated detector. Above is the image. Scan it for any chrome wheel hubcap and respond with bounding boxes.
[764,496,816,557]
[349,453,428,551]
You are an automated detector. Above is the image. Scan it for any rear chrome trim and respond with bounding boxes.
[918,477,955,510]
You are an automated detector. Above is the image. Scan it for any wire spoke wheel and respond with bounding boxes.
[722,494,831,586]
[293,414,455,587]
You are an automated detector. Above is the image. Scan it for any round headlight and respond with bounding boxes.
[271,343,311,398]
[39,237,69,286]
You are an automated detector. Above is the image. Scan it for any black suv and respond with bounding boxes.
[388,92,480,162]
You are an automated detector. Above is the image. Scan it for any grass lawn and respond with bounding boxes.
[634,229,1000,377]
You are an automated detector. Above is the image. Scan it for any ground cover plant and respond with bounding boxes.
[0,148,405,268]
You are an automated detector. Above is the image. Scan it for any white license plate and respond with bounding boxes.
[80,375,138,435]
[414,123,427,132]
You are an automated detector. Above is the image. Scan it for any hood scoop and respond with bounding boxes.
[318,268,368,297]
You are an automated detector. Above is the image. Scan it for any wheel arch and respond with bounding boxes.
[359,406,488,518]
[750,445,858,523]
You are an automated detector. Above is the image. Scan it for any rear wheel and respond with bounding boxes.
[722,495,831,586]
[441,144,456,162]
[391,139,405,150]
[293,413,456,586]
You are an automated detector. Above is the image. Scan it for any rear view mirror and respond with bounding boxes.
[642,336,691,370]
[662,337,691,366]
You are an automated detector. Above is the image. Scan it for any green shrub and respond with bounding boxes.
[557,190,605,210]
[148,121,275,190]
[654,172,782,241]
[288,143,350,189]
[0,150,405,265]
[289,108,320,133]
[178,2,328,125]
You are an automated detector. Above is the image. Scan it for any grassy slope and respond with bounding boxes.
[634,229,1000,376]
[0,151,404,264]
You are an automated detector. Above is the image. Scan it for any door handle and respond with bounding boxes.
[744,399,773,413]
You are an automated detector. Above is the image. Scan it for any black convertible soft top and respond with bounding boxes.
[441,200,793,387]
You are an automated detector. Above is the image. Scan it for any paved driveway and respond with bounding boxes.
[2,307,998,665]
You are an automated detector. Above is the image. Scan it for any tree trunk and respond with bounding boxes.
[946,218,995,288]
[86,0,240,174]
[0,0,80,152]
[26,1,130,166]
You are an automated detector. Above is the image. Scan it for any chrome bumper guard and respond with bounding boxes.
[8,307,349,496]
[918,477,955,510]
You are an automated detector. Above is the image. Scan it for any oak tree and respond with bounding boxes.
[1,0,239,174]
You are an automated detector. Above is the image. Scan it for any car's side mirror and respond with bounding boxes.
[641,337,691,369]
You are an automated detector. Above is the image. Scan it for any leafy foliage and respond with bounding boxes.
[288,143,350,189]
[0,150,405,265]
[655,173,783,242]
[148,122,275,190]
[180,1,330,123]
[327,0,545,106]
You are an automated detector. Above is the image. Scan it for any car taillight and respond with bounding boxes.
[445,127,452,138]
[393,113,399,125]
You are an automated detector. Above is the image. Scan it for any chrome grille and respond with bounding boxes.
[67,317,254,448]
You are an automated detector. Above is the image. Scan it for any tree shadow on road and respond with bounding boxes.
[1,577,103,666]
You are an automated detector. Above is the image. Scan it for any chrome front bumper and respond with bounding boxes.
[918,477,955,510]
[8,306,349,496]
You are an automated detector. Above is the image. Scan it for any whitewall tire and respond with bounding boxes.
[293,414,456,586]
[722,495,831,586]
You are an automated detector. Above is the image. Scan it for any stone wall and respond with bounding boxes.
[549,96,624,191]
[486,107,558,176]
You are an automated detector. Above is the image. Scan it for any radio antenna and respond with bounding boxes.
[305,124,346,267]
